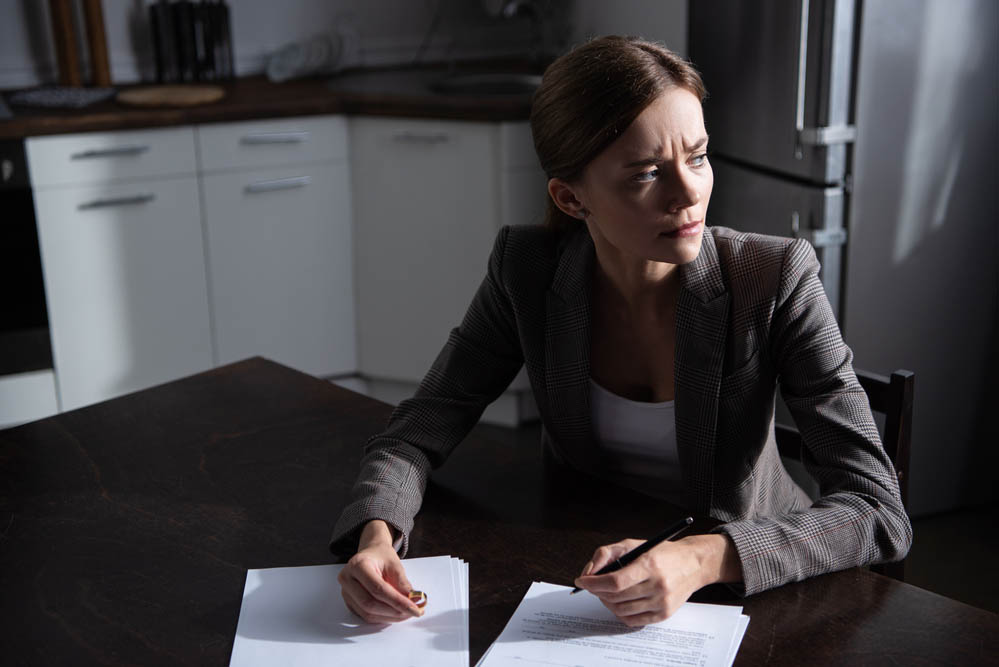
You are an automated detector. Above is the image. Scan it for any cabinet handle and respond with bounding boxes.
[240,131,311,145]
[244,175,311,194]
[392,131,450,145]
[77,193,156,210]
[71,145,150,159]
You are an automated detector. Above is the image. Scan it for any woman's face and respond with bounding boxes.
[558,87,713,267]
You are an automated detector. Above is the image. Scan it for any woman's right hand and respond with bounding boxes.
[337,519,425,624]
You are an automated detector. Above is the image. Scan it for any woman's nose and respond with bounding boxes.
[664,172,700,213]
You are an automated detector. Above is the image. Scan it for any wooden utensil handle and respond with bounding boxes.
[82,0,111,86]
[48,0,82,87]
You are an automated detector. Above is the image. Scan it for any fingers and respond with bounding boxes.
[338,555,424,624]
[575,540,701,627]
[575,560,650,595]
[340,576,411,622]
[384,560,415,597]
[583,577,650,602]
[341,588,411,624]
[590,581,683,627]
[579,539,643,578]
[602,587,685,627]
[357,558,422,614]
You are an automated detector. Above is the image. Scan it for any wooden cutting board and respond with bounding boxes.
[117,85,225,107]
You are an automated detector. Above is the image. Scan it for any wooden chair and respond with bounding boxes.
[775,369,915,582]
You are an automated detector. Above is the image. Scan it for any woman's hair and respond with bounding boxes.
[530,36,707,234]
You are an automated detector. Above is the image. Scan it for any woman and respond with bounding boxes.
[331,36,912,627]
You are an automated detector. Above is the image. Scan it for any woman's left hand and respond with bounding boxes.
[573,534,740,627]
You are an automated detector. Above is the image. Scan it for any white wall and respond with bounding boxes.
[0,0,567,88]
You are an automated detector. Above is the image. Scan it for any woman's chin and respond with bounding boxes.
[650,228,704,265]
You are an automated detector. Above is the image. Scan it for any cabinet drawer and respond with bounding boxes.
[26,127,197,188]
[196,115,348,172]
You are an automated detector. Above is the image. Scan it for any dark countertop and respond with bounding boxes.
[0,63,542,140]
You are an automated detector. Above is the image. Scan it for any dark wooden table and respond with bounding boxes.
[1,358,995,665]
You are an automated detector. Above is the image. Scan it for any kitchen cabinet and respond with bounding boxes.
[28,127,213,411]
[20,110,536,425]
[197,116,356,376]
[351,117,547,425]
[24,117,356,415]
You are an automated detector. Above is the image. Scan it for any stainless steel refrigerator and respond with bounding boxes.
[690,0,856,322]
[688,0,999,516]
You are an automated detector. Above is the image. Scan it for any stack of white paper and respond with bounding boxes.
[229,556,469,667]
[477,581,749,667]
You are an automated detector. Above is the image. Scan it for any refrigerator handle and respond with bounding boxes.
[791,211,848,247]
[794,0,857,153]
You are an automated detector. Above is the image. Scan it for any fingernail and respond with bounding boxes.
[582,562,593,576]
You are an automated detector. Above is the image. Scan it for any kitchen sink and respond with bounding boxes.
[428,72,542,96]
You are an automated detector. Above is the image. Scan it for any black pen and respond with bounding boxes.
[570,516,694,594]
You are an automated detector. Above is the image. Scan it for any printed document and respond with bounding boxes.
[477,581,749,667]
[229,555,468,667]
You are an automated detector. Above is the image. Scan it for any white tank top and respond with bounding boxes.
[589,378,684,504]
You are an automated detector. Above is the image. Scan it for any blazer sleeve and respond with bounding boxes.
[716,239,913,595]
[330,226,525,559]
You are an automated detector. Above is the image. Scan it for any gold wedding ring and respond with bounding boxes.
[408,590,428,608]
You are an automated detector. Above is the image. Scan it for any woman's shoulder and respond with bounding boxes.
[709,225,798,255]
[489,224,591,303]
[494,224,579,273]
[500,223,564,254]
[708,225,818,283]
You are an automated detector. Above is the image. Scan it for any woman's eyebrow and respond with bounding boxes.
[623,155,662,168]
[686,135,710,151]
[683,134,708,153]
[622,136,710,168]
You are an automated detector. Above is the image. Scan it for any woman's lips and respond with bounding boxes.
[660,220,702,238]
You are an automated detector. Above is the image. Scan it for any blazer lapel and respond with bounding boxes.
[675,227,729,514]
[544,227,601,472]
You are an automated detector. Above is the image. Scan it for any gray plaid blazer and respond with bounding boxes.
[331,224,912,595]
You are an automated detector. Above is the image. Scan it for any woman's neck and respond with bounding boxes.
[591,244,681,317]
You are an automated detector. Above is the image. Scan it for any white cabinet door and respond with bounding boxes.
[33,177,214,410]
[351,118,503,383]
[200,162,356,377]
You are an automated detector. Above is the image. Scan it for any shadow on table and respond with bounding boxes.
[235,566,465,652]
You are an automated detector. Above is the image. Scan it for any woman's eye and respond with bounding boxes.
[634,167,659,182]
[691,153,709,167]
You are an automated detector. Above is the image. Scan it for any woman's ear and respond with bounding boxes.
[548,178,589,219]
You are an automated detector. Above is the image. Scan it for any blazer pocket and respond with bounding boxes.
[720,348,764,397]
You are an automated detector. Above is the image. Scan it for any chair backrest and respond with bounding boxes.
[775,369,915,581]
